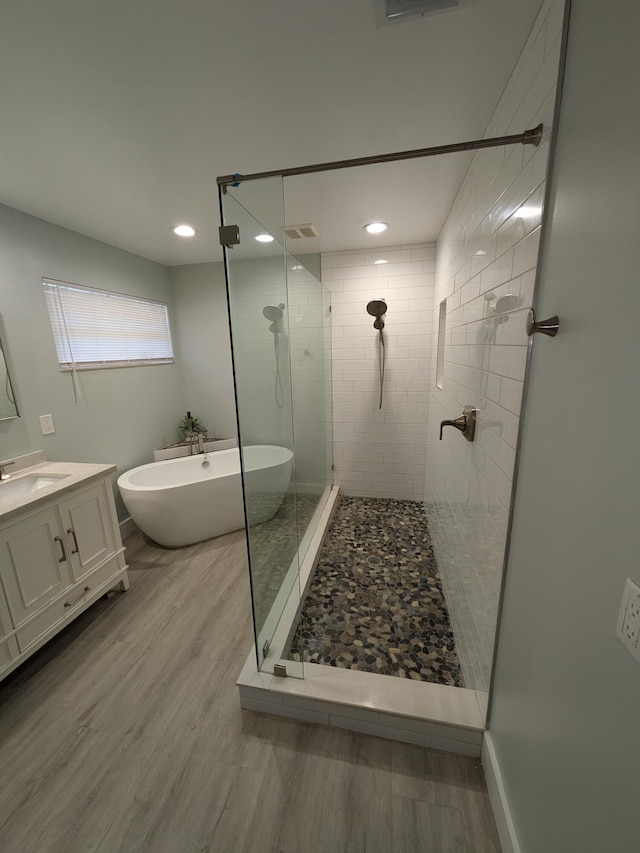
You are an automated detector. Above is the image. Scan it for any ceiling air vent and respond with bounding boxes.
[385,0,461,20]
[284,223,320,240]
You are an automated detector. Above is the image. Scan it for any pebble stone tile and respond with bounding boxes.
[288,496,464,687]
[248,490,320,631]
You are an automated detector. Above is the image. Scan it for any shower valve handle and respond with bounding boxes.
[439,406,476,442]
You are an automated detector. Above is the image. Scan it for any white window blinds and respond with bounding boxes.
[43,279,174,370]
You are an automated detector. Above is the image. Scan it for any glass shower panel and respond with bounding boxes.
[221,179,303,677]
[286,251,333,566]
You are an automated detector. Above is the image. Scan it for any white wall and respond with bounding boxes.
[488,2,640,850]
[324,244,435,500]
[169,262,237,441]
[0,204,185,518]
[425,0,564,698]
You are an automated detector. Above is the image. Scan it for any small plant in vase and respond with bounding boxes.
[178,412,207,443]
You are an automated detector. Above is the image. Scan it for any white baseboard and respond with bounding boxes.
[482,732,521,853]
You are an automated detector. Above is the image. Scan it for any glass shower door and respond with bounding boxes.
[220,179,303,677]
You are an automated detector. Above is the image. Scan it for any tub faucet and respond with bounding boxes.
[189,432,206,456]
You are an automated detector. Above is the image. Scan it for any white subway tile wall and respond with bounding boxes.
[322,244,436,499]
[425,0,565,696]
[287,267,333,495]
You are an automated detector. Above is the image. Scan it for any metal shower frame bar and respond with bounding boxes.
[216,123,543,188]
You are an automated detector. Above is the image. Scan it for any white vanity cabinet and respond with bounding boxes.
[0,472,128,679]
[0,583,19,678]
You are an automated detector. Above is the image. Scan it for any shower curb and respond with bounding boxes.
[237,486,485,756]
[237,654,484,755]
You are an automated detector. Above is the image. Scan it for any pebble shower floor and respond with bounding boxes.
[288,496,464,687]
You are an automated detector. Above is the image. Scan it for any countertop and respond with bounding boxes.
[0,458,117,523]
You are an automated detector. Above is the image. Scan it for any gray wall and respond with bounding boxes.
[0,204,187,517]
[169,262,237,441]
[488,1,640,850]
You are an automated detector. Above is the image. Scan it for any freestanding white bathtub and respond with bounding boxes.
[117,445,294,548]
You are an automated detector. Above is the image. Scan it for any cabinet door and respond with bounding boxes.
[0,637,19,677]
[0,507,74,626]
[0,580,13,639]
[59,482,117,582]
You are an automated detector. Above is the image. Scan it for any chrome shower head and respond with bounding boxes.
[366,299,387,330]
[263,304,284,322]
[366,299,387,318]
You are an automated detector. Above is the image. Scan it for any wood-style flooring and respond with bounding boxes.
[0,528,501,852]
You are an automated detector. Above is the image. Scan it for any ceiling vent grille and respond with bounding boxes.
[385,0,461,20]
[284,223,320,240]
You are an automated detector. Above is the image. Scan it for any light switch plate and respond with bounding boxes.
[616,577,640,663]
[39,414,55,435]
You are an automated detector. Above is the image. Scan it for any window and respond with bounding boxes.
[43,279,174,370]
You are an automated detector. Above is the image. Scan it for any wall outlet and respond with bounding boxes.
[616,577,640,663]
[39,414,55,435]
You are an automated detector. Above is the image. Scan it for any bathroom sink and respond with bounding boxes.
[0,474,70,507]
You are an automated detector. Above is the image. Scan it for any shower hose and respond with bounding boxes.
[377,328,386,410]
[273,333,284,409]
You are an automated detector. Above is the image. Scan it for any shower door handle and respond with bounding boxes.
[526,308,559,337]
[439,406,476,442]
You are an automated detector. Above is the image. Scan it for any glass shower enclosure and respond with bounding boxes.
[219,177,333,677]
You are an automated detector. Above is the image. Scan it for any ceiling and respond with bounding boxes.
[0,0,544,266]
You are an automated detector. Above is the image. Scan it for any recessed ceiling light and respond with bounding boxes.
[364,222,389,234]
[374,259,388,265]
[172,224,196,237]
[255,234,274,243]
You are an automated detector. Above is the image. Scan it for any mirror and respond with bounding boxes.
[0,330,19,420]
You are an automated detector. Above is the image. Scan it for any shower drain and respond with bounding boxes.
[366,555,383,567]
